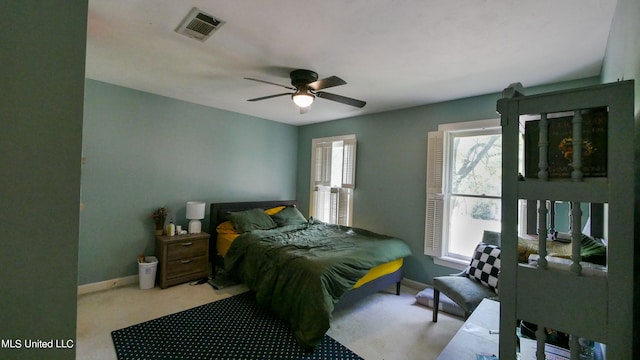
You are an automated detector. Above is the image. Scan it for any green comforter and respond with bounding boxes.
[224,220,412,348]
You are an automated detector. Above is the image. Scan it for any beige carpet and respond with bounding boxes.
[76,282,462,360]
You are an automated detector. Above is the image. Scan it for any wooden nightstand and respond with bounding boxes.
[155,232,209,289]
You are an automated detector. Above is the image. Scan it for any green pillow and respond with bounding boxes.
[227,208,277,233]
[270,205,308,226]
[580,234,607,266]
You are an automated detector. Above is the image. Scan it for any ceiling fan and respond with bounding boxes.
[245,69,366,114]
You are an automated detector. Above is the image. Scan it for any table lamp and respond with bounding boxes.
[186,201,206,234]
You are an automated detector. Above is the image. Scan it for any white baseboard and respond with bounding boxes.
[401,278,428,290]
[78,275,138,295]
[78,276,427,295]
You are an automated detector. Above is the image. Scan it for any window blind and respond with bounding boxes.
[341,138,356,188]
[424,130,444,257]
[314,142,332,186]
[310,135,356,226]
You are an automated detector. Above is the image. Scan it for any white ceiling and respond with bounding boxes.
[85,0,617,126]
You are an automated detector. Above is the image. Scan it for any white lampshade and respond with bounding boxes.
[292,91,315,108]
[186,201,205,219]
[186,201,206,234]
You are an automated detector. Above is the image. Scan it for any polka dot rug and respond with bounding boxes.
[111,291,363,359]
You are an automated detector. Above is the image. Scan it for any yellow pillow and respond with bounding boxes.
[217,233,239,257]
[216,221,238,234]
[264,206,286,215]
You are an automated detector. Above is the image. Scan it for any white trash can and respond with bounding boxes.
[138,256,158,290]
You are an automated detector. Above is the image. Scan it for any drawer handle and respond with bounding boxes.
[181,259,192,264]
[181,242,193,246]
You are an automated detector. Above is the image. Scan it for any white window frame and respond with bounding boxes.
[425,119,501,270]
[309,134,356,226]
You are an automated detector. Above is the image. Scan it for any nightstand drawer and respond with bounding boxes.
[156,232,210,288]
[166,255,208,279]
[167,239,207,261]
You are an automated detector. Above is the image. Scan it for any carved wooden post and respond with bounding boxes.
[570,202,583,275]
[536,324,547,360]
[537,200,548,269]
[549,200,556,239]
[570,334,580,359]
[538,113,549,180]
[571,110,583,181]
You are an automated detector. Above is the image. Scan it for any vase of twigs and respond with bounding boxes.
[151,207,168,235]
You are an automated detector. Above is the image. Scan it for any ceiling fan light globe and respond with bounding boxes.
[292,93,314,108]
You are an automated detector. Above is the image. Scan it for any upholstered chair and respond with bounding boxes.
[432,230,501,322]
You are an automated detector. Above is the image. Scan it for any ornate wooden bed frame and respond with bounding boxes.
[208,200,403,311]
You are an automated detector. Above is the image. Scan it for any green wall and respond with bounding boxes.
[0,1,87,359]
[79,80,298,285]
[601,0,640,117]
[85,76,598,287]
[77,0,640,290]
[296,78,599,285]
[600,0,640,352]
[1,1,638,358]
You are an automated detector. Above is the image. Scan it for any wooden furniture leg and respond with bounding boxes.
[433,288,440,322]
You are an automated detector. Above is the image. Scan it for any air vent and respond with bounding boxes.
[175,7,225,42]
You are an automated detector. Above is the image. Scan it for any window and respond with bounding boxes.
[425,119,502,268]
[309,135,356,226]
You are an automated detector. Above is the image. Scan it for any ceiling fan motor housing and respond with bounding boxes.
[290,69,318,87]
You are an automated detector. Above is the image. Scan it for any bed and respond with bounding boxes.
[208,200,412,348]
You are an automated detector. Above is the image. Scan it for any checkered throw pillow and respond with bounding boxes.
[466,243,501,293]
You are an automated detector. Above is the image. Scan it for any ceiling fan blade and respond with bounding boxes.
[244,77,295,90]
[307,76,346,91]
[247,93,292,102]
[299,106,311,114]
[316,91,366,108]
